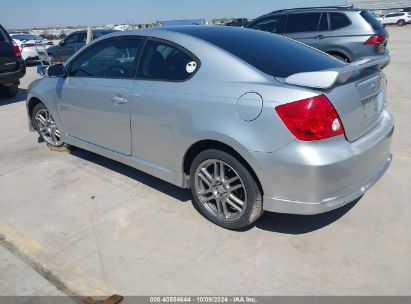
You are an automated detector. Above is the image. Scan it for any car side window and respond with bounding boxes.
[69,38,144,79]
[248,15,285,33]
[137,40,198,81]
[64,33,82,44]
[329,13,351,30]
[284,13,322,33]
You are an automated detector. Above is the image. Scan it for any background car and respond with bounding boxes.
[247,6,388,62]
[377,12,411,26]
[9,33,53,62]
[0,25,26,97]
[46,29,118,62]
[27,26,393,229]
[225,18,249,27]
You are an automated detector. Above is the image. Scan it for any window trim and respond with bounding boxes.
[67,36,145,80]
[135,36,201,83]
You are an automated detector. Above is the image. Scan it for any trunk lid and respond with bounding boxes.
[325,68,386,141]
[280,55,390,142]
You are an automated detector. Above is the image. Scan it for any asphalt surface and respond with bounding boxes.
[0,26,410,297]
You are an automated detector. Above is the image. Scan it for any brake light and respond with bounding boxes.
[364,34,385,45]
[47,41,54,45]
[21,43,35,48]
[275,95,344,141]
[12,41,21,57]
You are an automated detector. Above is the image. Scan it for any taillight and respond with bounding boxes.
[12,41,21,57]
[364,34,385,45]
[47,41,54,45]
[275,95,344,141]
[21,43,35,48]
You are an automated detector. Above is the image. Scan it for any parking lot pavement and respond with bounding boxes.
[0,26,410,297]
[0,245,66,296]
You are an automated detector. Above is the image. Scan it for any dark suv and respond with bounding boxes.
[247,6,388,62]
[47,29,118,62]
[0,24,26,98]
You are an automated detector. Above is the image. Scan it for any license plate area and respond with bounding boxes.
[357,75,384,123]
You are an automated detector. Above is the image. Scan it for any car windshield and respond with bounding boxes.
[173,26,344,78]
[12,34,41,41]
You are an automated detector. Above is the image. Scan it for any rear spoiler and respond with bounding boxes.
[279,54,390,89]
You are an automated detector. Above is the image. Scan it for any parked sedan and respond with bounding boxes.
[46,29,118,62]
[10,33,53,62]
[26,27,394,229]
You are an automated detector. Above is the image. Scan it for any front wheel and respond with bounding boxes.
[190,149,263,230]
[31,103,65,147]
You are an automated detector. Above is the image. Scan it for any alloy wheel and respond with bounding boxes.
[194,159,247,222]
[34,108,62,146]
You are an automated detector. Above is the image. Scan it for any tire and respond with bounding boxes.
[329,53,349,63]
[397,19,405,26]
[0,84,18,98]
[31,102,65,147]
[190,149,263,230]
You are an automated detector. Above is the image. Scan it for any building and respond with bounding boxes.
[348,0,411,14]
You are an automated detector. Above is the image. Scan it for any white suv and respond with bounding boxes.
[377,12,411,26]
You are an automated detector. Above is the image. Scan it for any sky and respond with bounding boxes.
[1,0,347,29]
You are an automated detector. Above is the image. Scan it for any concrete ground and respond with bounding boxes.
[0,26,410,297]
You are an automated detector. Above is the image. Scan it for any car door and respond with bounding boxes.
[130,38,200,175]
[282,12,325,49]
[383,13,395,24]
[56,37,144,155]
[58,32,84,61]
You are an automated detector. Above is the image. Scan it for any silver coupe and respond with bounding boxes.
[26,26,394,229]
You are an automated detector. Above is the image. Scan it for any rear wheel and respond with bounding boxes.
[329,53,349,63]
[397,19,405,26]
[31,103,64,147]
[190,149,263,230]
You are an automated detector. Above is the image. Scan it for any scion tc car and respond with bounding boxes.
[26,26,394,229]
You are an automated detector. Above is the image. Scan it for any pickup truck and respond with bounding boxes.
[0,24,26,98]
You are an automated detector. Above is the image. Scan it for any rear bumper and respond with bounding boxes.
[0,58,26,85]
[253,109,394,215]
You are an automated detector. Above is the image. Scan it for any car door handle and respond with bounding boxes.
[316,35,324,40]
[111,96,128,105]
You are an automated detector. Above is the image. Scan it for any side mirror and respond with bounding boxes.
[59,40,65,46]
[47,63,66,78]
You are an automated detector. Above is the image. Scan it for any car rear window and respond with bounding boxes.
[0,26,8,42]
[361,10,385,32]
[178,27,344,78]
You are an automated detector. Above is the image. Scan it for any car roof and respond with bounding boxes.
[270,6,362,13]
[70,29,119,34]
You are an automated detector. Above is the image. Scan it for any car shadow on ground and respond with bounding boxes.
[68,146,360,234]
[253,198,360,234]
[69,147,192,202]
[0,88,28,106]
